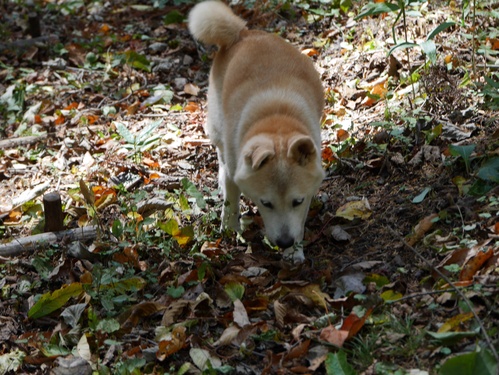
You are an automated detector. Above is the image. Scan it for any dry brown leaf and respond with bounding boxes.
[336,199,372,221]
[184,101,200,112]
[274,300,287,327]
[121,302,166,332]
[161,300,190,327]
[336,129,349,142]
[157,326,187,361]
[302,48,318,57]
[320,325,348,347]
[79,180,95,205]
[406,213,438,246]
[341,308,373,339]
[460,247,494,281]
[286,339,310,360]
[214,325,240,346]
[233,299,250,327]
[184,83,200,96]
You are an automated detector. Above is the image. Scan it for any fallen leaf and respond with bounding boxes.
[233,299,250,327]
[157,326,187,361]
[460,247,494,281]
[184,101,200,112]
[438,312,474,333]
[189,348,221,370]
[341,308,373,339]
[336,129,349,142]
[214,325,240,346]
[320,325,349,347]
[302,48,318,56]
[184,83,200,96]
[286,339,310,360]
[336,199,372,220]
[406,213,438,246]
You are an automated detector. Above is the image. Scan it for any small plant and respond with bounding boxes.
[114,120,163,161]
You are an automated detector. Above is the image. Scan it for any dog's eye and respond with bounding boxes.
[261,200,273,209]
[292,198,304,207]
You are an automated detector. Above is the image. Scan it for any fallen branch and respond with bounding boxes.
[0,34,59,52]
[12,181,51,208]
[388,226,499,364]
[0,226,97,257]
[0,135,47,150]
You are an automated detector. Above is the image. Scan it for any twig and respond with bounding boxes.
[388,227,499,364]
[386,288,470,304]
[0,135,47,150]
[0,226,97,257]
[12,181,50,208]
[0,34,59,52]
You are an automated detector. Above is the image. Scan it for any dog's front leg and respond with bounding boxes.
[283,244,305,263]
[218,161,240,231]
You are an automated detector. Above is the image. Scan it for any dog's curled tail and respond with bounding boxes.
[188,1,246,47]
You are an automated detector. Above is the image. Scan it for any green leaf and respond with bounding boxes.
[123,51,151,72]
[325,350,356,375]
[380,290,403,302]
[96,318,121,333]
[159,219,179,236]
[439,348,497,375]
[40,344,71,357]
[112,219,123,238]
[388,41,419,57]
[449,144,476,174]
[412,187,431,203]
[427,21,456,40]
[426,330,478,344]
[167,285,185,299]
[420,39,437,64]
[182,178,206,209]
[99,277,147,294]
[477,157,499,183]
[115,122,135,144]
[224,282,245,302]
[363,273,390,289]
[355,2,400,20]
[136,120,161,144]
[164,10,184,25]
[468,179,494,196]
[28,283,83,319]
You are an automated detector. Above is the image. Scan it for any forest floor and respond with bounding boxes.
[0,0,498,374]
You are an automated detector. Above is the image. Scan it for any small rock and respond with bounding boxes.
[149,42,168,53]
[183,54,194,65]
[173,77,188,90]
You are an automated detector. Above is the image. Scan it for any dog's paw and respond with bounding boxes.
[283,244,305,263]
[221,209,240,233]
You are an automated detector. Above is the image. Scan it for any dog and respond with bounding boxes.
[188,1,325,262]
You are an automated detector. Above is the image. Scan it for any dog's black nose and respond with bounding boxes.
[276,236,295,249]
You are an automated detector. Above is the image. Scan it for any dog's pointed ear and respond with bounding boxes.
[247,144,274,170]
[288,135,318,166]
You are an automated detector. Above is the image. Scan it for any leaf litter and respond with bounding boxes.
[0,0,498,374]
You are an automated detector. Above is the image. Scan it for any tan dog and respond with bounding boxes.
[189,1,324,262]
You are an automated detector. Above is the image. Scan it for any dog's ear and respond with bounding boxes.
[288,136,317,166]
[247,144,274,170]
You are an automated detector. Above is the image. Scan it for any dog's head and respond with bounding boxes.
[234,131,324,249]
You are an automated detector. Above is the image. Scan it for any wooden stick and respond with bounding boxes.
[0,226,97,257]
[12,181,50,208]
[43,192,64,232]
[0,135,47,150]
